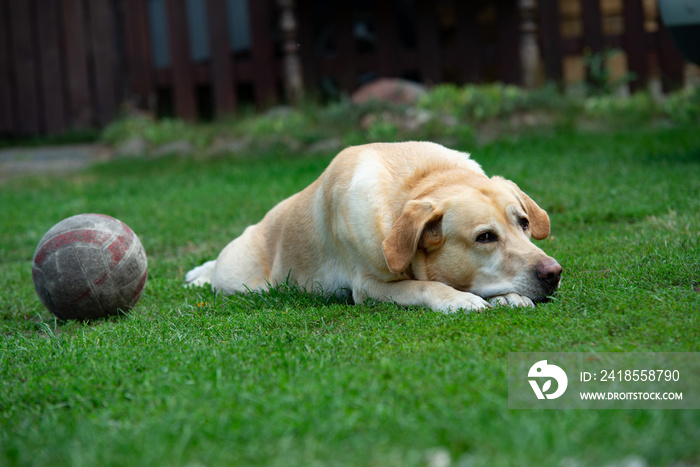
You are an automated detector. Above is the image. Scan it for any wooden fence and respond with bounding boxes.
[0,0,690,137]
[0,0,123,136]
[539,0,686,92]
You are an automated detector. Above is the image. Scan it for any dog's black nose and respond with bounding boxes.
[536,258,562,287]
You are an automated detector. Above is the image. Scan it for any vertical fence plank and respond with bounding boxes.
[497,0,521,84]
[207,0,237,115]
[414,0,441,84]
[63,0,93,128]
[296,0,317,93]
[36,0,67,134]
[334,0,357,90]
[537,0,563,83]
[248,0,276,107]
[8,0,40,134]
[373,0,399,78]
[622,0,648,91]
[656,21,684,92]
[0,0,14,134]
[165,0,197,119]
[581,0,605,87]
[90,0,120,126]
[581,0,604,53]
[123,0,155,109]
[454,1,481,84]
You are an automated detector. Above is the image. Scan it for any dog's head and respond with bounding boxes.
[382,174,561,303]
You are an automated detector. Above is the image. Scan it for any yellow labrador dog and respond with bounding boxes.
[186,142,561,312]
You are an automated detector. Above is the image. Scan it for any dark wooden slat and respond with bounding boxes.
[296,0,317,93]
[604,35,623,49]
[158,60,263,87]
[62,0,93,128]
[623,0,648,91]
[315,57,341,77]
[90,0,119,126]
[581,0,604,53]
[497,0,521,84]
[123,0,154,109]
[206,0,237,115]
[230,61,254,82]
[581,0,605,87]
[8,0,40,134]
[0,0,15,134]
[159,63,212,86]
[165,0,197,119]
[193,60,283,86]
[537,0,563,82]
[414,0,441,84]
[562,37,582,55]
[454,1,481,84]
[155,68,169,86]
[396,50,421,72]
[373,0,399,78]
[248,0,277,107]
[36,0,67,134]
[356,53,381,76]
[656,21,685,92]
[562,35,625,55]
[333,0,357,91]
[193,63,210,84]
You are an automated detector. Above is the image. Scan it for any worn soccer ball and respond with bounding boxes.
[32,214,148,320]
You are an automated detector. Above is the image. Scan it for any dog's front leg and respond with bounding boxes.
[353,277,490,313]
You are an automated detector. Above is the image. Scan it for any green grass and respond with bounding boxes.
[1,124,700,466]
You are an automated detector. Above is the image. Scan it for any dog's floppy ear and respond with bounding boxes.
[382,200,443,274]
[503,178,550,240]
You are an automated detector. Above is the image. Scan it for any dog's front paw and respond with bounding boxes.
[488,293,535,308]
[435,291,491,314]
[185,260,216,288]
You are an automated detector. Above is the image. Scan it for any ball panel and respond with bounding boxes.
[33,229,113,267]
[36,251,74,315]
[127,270,149,304]
[106,260,148,307]
[34,213,128,252]
[32,266,56,314]
[102,223,135,269]
[68,243,139,319]
[56,245,107,320]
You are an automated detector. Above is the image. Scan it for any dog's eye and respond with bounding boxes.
[519,218,530,231]
[476,232,498,243]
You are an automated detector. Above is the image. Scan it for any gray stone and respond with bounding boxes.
[262,106,296,119]
[307,137,343,155]
[151,140,194,158]
[205,137,251,157]
[115,136,148,158]
[351,78,427,105]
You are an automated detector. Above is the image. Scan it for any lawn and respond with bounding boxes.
[1,123,699,466]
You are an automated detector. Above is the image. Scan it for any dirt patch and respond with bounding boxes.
[0,144,113,182]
